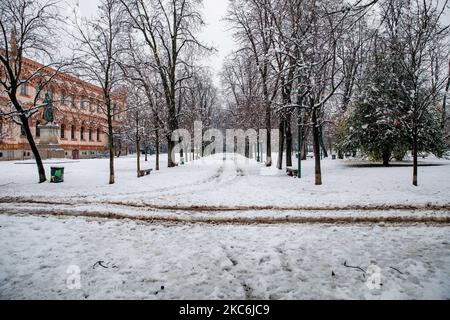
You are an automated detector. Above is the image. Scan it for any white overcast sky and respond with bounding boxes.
[66,0,236,85]
[66,0,450,86]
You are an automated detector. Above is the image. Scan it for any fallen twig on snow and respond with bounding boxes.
[343,261,366,277]
[389,266,404,274]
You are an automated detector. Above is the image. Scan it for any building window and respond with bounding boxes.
[20,124,26,136]
[96,100,100,113]
[71,125,75,140]
[80,96,84,108]
[36,121,40,137]
[0,152,3,158]
[60,90,66,104]
[71,94,76,108]
[88,128,93,141]
[80,126,84,140]
[89,98,93,112]
[35,83,41,99]
[60,124,65,139]
[112,103,117,120]
[97,128,100,141]
[20,83,28,96]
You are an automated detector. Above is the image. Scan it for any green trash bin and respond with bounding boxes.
[50,167,64,183]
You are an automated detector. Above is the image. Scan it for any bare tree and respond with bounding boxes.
[227,0,279,166]
[120,0,212,167]
[0,0,68,183]
[70,0,126,184]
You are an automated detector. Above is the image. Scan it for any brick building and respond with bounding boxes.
[0,56,125,161]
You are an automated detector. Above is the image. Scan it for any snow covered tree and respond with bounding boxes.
[337,0,449,177]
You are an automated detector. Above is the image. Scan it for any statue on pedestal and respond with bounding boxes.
[42,91,54,124]
[37,91,64,159]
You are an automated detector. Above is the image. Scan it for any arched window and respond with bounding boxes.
[80,96,84,108]
[71,125,75,140]
[96,100,100,113]
[36,121,41,137]
[80,126,84,140]
[60,124,66,139]
[97,128,100,141]
[88,128,93,141]
[71,94,76,108]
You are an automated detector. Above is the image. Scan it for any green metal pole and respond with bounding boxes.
[297,121,302,178]
[256,133,260,162]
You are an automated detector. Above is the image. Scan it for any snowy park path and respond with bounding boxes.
[1,153,450,210]
[1,155,449,299]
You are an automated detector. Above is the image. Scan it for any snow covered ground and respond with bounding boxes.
[0,153,449,299]
[0,153,449,209]
[0,214,448,299]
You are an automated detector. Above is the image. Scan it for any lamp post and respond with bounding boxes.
[297,113,302,178]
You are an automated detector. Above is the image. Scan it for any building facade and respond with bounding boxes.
[0,56,124,161]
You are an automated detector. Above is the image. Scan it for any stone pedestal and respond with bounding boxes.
[37,124,65,159]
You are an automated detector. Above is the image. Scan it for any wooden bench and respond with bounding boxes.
[286,167,298,177]
[138,169,153,177]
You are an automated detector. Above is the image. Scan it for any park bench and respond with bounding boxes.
[138,169,153,177]
[286,167,298,177]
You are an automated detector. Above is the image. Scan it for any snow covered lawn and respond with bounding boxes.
[0,154,449,299]
[0,214,449,299]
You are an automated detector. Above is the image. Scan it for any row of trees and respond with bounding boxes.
[221,0,449,186]
[0,0,218,183]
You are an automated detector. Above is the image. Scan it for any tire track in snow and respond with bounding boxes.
[73,159,228,200]
[0,196,450,213]
[0,206,449,225]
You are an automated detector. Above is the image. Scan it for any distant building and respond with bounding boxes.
[0,56,125,161]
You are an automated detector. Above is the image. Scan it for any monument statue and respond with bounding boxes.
[37,91,64,159]
[42,91,54,124]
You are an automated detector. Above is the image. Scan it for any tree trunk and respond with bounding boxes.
[442,58,449,129]
[144,144,148,162]
[155,128,160,171]
[256,129,261,162]
[277,119,285,170]
[319,126,328,158]
[312,107,322,185]
[302,140,307,160]
[245,136,250,158]
[265,93,272,166]
[21,116,46,183]
[286,116,293,167]
[136,138,141,177]
[412,127,418,186]
[136,117,140,177]
[107,106,115,184]
[167,136,176,167]
[382,149,390,167]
